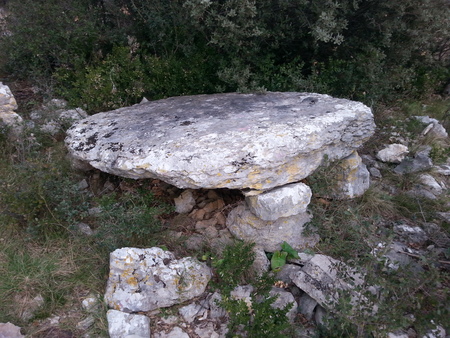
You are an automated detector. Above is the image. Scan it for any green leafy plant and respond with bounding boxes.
[269,241,300,271]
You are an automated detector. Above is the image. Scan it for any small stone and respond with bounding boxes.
[394,150,433,174]
[154,326,189,338]
[387,330,409,338]
[434,164,450,175]
[184,234,205,251]
[252,246,270,276]
[174,190,196,214]
[369,167,382,178]
[189,208,206,221]
[246,182,312,221]
[203,225,219,239]
[314,305,328,326]
[376,144,409,163]
[78,179,89,190]
[276,264,302,284]
[107,310,150,338]
[329,151,370,199]
[0,322,24,338]
[393,224,428,245]
[76,316,95,330]
[195,219,217,231]
[194,322,220,338]
[269,287,298,323]
[178,303,207,323]
[298,293,318,320]
[208,292,227,319]
[81,294,100,312]
[74,222,94,236]
[419,174,444,195]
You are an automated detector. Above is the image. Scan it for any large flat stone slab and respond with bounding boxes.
[65,92,375,190]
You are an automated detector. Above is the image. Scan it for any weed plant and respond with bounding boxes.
[212,240,293,337]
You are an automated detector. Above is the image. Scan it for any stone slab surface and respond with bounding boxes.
[65,92,375,190]
[105,247,211,312]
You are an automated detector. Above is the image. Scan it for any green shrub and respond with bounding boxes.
[212,241,292,337]
[55,46,146,113]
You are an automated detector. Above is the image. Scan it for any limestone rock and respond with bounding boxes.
[178,303,207,323]
[376,144,409,163]
[0,322,24,338]
[290,254,376,314]
[65,92,375,190]
[298,292,318,321]
[246,182,311,221]
[174,190,196,213]
[0,82,18,112]
[394,147,433,174]
[107,310,150,338]
[269,287,298,323]
[418,174,445,195]
[328,151,370,199]
[0,82,23,138]
[105,247,211,312]
[226,203,318,252]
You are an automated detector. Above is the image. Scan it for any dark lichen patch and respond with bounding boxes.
[107,142,123,151]
[301,97,318,105]
[231,153,256,167]
[103,132,115,138]
[86,132,99,147]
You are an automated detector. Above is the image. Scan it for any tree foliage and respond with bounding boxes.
[1,0,449,111]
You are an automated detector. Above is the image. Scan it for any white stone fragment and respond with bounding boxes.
[246,182,312,221]
[174,190,196,213]
[107,310,150,338]
[0,322,24,338]
[376,144,409,163]
[419,174,444,195]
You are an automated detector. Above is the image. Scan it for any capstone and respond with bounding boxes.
[65,92,375,191]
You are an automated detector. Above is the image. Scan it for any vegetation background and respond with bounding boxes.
[0,0,449,337]
[1,0,449,113]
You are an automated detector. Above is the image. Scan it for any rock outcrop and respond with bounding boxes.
[65,92,375,191]
[0,82,23,138]
[105,247,211,312]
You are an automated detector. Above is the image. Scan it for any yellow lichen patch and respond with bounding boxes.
[135,163,150,169]
[126,276,139,288]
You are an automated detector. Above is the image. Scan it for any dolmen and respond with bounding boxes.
[65,92,376,251]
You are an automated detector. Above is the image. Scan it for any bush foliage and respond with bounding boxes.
[1,0,450,111]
